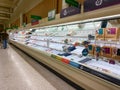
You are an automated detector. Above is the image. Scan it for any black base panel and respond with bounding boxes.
[79,65,120,86]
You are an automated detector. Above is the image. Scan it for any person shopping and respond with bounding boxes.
[2,30,9,49]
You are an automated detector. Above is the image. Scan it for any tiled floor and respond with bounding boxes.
[0,45,75,90]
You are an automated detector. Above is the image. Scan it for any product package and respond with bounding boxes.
[105,28,120,41]
[96,28,105,40]
[88,44,95,55]
[94,45,102,56]
[101,46,112,58]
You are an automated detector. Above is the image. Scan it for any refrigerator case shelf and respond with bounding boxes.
[10,22,120,87]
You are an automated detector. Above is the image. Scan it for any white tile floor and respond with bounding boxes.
[0,45,75,90]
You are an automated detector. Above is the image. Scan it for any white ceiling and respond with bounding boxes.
[9,0,43,24]
[0,0,20,24]
[0,0,43,25]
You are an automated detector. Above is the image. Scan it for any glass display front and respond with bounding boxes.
[10,19,120,86]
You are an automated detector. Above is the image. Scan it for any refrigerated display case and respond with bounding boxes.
[10,17,120,90]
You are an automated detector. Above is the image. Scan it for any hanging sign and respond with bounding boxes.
[84,0,120,12]
[31,15,42,25]
[65,0,79,7]
[48,9,56,21]
[31,19,39,26]
[31,15,42,20]
[60,6,80,18]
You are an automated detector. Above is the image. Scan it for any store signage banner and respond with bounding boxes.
[60,6,80,18]
[84,0,120,12]
[31,15,41,25]
[31,15,42,20]
[31,19,39,26]
[65,0,79,8]
[48,9,56,21]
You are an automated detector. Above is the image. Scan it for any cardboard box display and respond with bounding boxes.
[101,46,112,58]
[88,44,95,55]
[96,28,105,40]
[105,28,120,41]
[94,45,102,56]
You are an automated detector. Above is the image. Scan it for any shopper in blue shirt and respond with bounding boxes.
[2,30,9,49]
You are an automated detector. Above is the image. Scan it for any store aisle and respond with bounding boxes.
[0,45,76,90]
